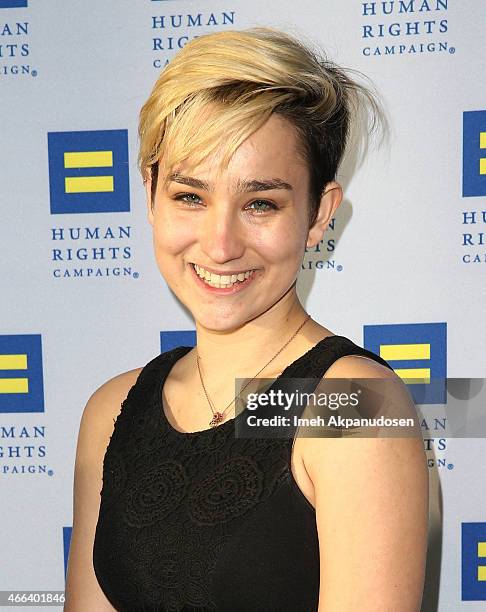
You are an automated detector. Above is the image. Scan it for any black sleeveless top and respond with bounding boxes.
[93,335,393,611]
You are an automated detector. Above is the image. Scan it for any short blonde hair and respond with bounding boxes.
[138,27,380,226]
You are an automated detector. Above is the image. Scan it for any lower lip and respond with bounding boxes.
[189,264,257,294]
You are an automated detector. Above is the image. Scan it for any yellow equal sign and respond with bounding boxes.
[0,354,29,394]
[478,541,486,581]
[379,343,430,384]
[64,150,114,193]
[480,132,486,175]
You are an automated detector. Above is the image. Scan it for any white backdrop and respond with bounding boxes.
[1,1,485,610]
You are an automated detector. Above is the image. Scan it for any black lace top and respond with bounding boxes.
[93,334,393,611]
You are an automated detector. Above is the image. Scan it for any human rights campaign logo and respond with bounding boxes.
[363,322,447,404]
[63,526,72,580]
[0,0,28,7]
[463,111,486,198]
[160,330,196,354]
[0,334,44,413]
[48,130,130,214]
[462,522,486,601]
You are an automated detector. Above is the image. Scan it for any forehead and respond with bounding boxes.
[165,113,309,189]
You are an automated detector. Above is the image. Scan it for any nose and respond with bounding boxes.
[198,203,245,264]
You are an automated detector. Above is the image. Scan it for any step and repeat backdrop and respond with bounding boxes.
[1,0,485,610]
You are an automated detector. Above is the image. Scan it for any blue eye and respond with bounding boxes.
[247,200,277,214]
[175,193,202,206]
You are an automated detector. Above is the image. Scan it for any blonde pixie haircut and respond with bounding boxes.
[138,27,380,227]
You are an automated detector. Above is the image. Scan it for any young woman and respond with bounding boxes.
[64,27,428,611]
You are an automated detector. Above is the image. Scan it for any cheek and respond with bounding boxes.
[152,210,194,255]
[252,221,306,265]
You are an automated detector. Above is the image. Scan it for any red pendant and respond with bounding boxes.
[209,412,224,427]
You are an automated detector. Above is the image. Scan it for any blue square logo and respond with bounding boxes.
[463,110,486,197]
[63,526,72,580]
[160,330,196,353]
[363,322,447,405]
[462,522,486,600]
[0,1,28,7]
[48,129,130,214]
[0,334,44,413]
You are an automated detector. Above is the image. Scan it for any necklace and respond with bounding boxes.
[196,314,311,428]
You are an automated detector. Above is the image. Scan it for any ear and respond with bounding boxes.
[143,169,154,226]
[306,181,343,249]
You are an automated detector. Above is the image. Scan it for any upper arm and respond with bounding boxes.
[304,356,429,612]
[64,368,142,612]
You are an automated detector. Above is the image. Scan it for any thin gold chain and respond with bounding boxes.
[196,314,311,427]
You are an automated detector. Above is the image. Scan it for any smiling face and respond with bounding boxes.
[145,112,338,332]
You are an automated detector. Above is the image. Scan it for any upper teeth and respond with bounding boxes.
[193,264,254,284]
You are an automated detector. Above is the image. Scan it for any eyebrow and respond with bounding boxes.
[168,173,293,193]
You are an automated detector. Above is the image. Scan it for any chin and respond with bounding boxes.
[192,308,252,333]
[195,315,242,333]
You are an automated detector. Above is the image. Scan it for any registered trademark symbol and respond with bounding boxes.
[447,463,454,470]
[449,47,455,54]
[48,469,54,476]
[31,69,37,77]
[337,265,343,272]
[133,271,139,279]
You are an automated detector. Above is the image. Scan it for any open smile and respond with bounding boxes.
[189,262,258,293]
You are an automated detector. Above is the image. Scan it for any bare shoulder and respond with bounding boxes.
[80,366,144,450]
[324,350,399,379]
[72,365,143,497]
[64,366,144,610]
[85,365,144,414]
[300,348,428,609]
[303,348,421,467]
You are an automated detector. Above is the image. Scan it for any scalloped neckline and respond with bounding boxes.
[155,334,346,437]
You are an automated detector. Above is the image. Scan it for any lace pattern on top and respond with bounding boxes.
[93,336,393,611]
